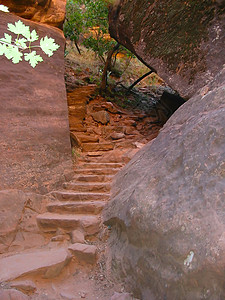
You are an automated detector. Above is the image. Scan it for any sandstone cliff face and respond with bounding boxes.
[109,0,225,98]
[105,1,225,298]
[0,12,72,193]
[104,67,225,300]
[1,0,66,28]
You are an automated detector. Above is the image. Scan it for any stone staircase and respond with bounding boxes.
[36,161,123,239]
[0,86,156,292]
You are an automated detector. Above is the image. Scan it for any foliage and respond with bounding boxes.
[63,0,84,44]
[64,0,117,62]
[0,8,60,68]
[0,4,9,12]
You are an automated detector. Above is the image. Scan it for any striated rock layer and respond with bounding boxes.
[1,0,66,28]
[0,12,72,193]
[109,0,225,98]
[104,68,225,299]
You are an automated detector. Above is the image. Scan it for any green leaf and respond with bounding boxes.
[40,36,60,57]
[24,51,43,68]
[0,5,9,12]
[0,44,7,55]
[15,38,27,49]
[8,20,31,39]
[30,30,39,42]
[4,45,23,64]
[0,33,12,44]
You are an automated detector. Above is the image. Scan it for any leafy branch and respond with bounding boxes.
[0,18,60,67]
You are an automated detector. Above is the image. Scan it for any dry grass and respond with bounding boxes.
[65,42,163,88]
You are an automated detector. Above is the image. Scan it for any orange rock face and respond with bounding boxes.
[1,0,66,28]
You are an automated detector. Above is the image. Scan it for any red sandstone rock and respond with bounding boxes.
[91,111,110,124]
[0,13,72,193]
[0,289,30,300]
[1,0,66,28]
[0,190,47,254]
[68,243,97,264]
[70,229,85,244]
[10,280,36,295]
[110,132,125,140]
[0,248,71,282]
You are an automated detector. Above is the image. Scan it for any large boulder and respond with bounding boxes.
[104,68,225,299]
[1,0,66,28]
[109,0,225,98]
[0,12,72,193]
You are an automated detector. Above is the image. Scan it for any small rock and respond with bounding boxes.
[110,132,125,140]
[70,229,85,244]
[134,142,145,149]
[91,111,110,124]
[10,281,36,295]
[125,127,136,135]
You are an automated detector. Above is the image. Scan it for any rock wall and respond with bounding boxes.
[109,0,225,98]
[1,0,66,28]
[0,189,48,254]
[104,67,225,300]
[0,12,72,193]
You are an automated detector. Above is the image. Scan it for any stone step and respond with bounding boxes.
[63,182,111,193]
[37,213,100,234]
[0,248,71,282]
[75,174,114,183]
[50,191,110,201]
[70,126,87,132]
[75,134,99,143]
[74,168,119,175]
[80,162,124,169]
[47,200,105,214]
[82,143,114,152]
[68,243,97,264]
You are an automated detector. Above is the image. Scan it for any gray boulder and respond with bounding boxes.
[109,1,225,98]
[104,69,225,300]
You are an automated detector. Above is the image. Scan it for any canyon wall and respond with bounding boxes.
[0,11,72,193]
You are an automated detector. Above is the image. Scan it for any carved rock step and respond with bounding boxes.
[75,134,100,143]
[82,143,114,152]
[68,243,97,264]
[0,248,71,282]
[47,201,105,214]
[70,125,87,132]
[50,191,110,201]
[63,182,111,193]
[80,162,124,169]
[37,213,100,234]
[74,168,119,175]
[74,174,114,183]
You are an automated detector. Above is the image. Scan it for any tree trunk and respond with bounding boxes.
[99,43,120,94]
[127,70,153,92]
[74,41,81,55]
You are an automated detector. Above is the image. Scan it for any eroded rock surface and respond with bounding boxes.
[1,0,66,28]
[0,12,72,193]
[0,190,48,254]
[109,0,225,98]
[104,69,225,299]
